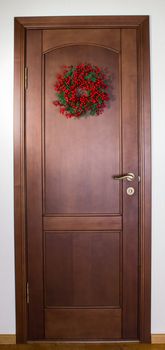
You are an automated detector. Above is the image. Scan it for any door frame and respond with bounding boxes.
[14,15,151,343]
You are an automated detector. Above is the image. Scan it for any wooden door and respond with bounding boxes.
[14,17,151,342]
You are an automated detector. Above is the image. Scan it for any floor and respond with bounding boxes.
[0,344,165,350]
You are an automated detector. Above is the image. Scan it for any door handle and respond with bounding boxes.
[113,172,135,182]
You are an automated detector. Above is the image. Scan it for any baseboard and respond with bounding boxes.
[0,334,16,344]
[152,334,165,344]
[0,334,164,344]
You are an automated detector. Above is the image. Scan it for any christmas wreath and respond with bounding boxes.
[53,63,112,119]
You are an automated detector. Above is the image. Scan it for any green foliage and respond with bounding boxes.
[90,103,97,115]
[57,92,66,105]
[84,72,96,82]
[64,82,70,90]
[66,106,76,114]
[64,66,75,78]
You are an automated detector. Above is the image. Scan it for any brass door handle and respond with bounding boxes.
[113,172,135,182]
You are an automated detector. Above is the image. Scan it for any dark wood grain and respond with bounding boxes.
[43,216,122,231]
[45,309,121,339]
[15,16,148,29]
[121,29,139,339]
[14,16,151,343]
[138,17,151,343]
[42,27,122,339]
[14,19,27,344]
[44,231,120,307]
[43,29,120,52]
[26,30,44,340]
[33,26,137,339]
[44,43,120,215]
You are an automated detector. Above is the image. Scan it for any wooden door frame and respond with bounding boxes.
[14,15,151,343]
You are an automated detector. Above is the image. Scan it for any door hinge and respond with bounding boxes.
[24,67,28,90]
[26,282,29,304]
